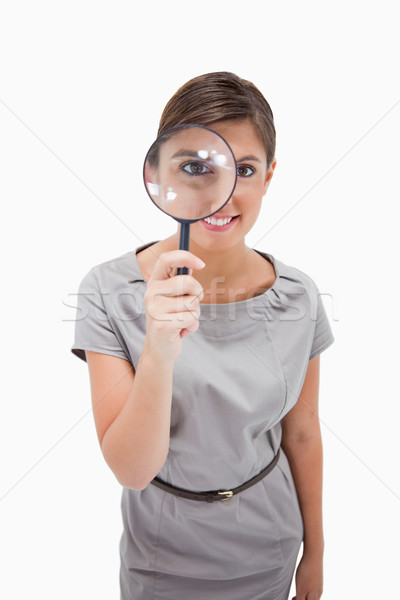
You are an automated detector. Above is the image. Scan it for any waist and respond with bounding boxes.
[150,447,281,503]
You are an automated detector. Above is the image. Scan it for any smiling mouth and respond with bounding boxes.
[202,215,239,226]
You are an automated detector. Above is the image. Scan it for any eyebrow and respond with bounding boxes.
[170,151,263,163]
[236,155,262,163]
[171,150,201,159]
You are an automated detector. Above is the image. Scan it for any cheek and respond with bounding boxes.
[235,182,264,210]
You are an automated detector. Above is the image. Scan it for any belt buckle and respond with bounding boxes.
[217,490,233,501]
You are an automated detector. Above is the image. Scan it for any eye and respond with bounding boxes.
[181,161,213,176]
[237,165,255,178]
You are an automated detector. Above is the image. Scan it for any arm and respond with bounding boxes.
[280,355,324,557]
[85,250,205,491]
[87,346,174,491]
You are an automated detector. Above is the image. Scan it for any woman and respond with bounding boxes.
[71,72,334,600]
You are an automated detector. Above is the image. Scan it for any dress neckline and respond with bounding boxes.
[133,240,282,307]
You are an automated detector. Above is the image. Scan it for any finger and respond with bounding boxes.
[163,295,201,314]
[149,303,200,324]
[180,322,199,338]
[149,276,204,301]
[168,266,177,278]
[149,251,205,282]
[180,320,200,337]
[170,311,201,332]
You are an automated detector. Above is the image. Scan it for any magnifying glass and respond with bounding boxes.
[143,124,237,275]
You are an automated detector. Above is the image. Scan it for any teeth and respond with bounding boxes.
[203,216,233,226]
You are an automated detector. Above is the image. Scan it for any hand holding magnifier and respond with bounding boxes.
[143,124,237,275]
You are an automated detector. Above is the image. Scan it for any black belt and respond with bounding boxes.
[150,448,280,503]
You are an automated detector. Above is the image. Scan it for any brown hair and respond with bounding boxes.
[158,72,276,168]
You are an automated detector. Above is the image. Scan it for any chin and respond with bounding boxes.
[190,221,253,250]
[189,236,239,253]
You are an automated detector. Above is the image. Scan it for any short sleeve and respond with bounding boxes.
[70,268,131,363]
[309,284,335,360]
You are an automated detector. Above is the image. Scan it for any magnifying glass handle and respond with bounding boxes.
[177,222,190,275]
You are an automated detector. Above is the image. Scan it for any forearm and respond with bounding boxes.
[281,433,324,557]
[101,343,174,490]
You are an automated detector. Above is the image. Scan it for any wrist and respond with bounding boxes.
[141,340,176,368]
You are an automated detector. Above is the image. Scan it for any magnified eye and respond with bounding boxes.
[181,161,213,176]
[237,165,255,177]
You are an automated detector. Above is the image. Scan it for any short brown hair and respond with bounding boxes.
[158,72,276,168]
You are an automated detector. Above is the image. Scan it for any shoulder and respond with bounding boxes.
[272,254,319,294]
[265,253,323,322]
[74,248,151,329]
[77,248,144,292]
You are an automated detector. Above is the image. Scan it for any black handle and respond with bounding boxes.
[177,222,190,275]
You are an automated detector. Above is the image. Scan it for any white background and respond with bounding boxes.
[1,1,399,598]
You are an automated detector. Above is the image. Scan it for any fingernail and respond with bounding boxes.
[196,259,206,268]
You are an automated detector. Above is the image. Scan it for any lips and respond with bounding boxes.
[201,215,240,232]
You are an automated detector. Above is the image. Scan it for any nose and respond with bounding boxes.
[224,189,240,209]
[219,197,237,214]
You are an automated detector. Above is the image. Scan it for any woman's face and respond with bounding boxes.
[187,118,277,252]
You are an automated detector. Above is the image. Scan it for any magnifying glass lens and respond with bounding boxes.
[143,125,237,222]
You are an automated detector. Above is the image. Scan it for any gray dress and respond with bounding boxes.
[71,241,335,600]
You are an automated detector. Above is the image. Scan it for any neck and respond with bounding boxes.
[166,231,253,288]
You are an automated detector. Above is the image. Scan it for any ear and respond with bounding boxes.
[263,158,277,195]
